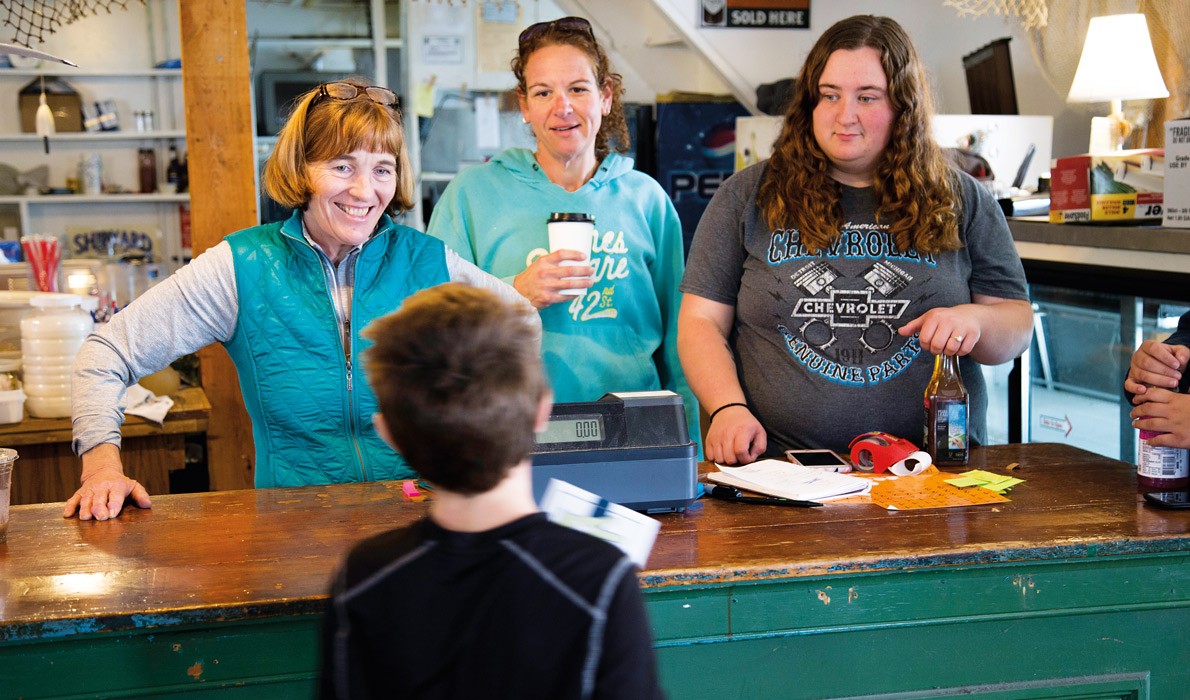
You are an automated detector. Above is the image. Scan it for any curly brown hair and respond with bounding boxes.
[511,17,629,161]
[758,15,960,255]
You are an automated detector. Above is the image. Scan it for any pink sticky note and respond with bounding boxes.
[401,481,420,499]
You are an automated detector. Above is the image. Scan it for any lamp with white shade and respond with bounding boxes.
[1066,13,1169,151]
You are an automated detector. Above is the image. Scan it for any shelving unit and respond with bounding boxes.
[0,1,187,268]
[247,0,418,226]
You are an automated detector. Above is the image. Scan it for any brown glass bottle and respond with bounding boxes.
[137,147,157,194]
[923,353,969,466]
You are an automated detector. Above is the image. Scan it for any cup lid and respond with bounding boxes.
[548,212,594,224]
[30,293,87,309]
[0,447,17,463]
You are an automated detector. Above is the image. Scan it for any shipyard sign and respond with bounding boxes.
[702,0,810,28]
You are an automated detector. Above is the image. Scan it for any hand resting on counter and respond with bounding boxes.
[63,443,152,521]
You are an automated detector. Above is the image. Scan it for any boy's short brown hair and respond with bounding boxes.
[363,284,547,494]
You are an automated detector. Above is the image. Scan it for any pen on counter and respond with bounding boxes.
[702,483,823,508]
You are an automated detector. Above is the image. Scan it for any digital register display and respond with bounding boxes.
[537,415,604,445]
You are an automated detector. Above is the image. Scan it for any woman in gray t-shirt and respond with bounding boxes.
[678,15,1032,464]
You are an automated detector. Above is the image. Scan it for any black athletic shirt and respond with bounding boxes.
[320,513,664,699]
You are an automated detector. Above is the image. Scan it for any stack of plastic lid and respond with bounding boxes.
[20,293,97,418]
[0,290,61,363]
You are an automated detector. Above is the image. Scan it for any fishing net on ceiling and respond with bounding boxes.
[943,0,1049,30]
[1023,0,1189,147]
[947,0,1189,148]
[0,0,142,48]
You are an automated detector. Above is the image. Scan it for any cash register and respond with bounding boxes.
[530,390,699,513]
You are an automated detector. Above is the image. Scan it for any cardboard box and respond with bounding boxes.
[1165,119,1190,229]
[18,78,83,133]
[1049,149,1164,223]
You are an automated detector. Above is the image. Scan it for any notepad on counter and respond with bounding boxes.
[707,459,872,502]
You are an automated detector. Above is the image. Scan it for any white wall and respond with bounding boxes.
[623,0,1091,159]
[398,0,1136,161]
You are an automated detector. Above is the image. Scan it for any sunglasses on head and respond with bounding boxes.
[517,16,593,46]
[312,81,399,108]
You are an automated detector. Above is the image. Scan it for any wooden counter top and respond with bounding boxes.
[1009,216,1190,256]
[0,386,211,505]
[4,443,1190,699]
[2,443,1186,642]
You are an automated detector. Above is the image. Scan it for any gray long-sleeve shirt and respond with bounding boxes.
[71,238,534,457]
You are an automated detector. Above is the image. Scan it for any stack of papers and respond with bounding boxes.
[707,459,871,502]
[540,479,660,568]
[944,470,1025,494]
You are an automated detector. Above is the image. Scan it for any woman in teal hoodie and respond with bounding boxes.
[427,16,699,446]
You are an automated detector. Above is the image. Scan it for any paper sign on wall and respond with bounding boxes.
[422,35,463,65]
[474,93,500,150]
[701,0,810,29]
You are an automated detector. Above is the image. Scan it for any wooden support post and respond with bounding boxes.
[178,1,257,491]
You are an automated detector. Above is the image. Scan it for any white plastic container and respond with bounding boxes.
[20,294,94,418]
[0,290,64,361]
[0,388,25,423]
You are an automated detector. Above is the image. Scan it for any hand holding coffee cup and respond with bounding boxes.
[547,212,595,297]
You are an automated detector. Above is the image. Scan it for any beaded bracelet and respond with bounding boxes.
[708,402,749,424]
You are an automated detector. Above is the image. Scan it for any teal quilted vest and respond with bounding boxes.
[224,211,449,487]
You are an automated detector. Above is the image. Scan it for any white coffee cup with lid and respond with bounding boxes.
[547,212,594,296]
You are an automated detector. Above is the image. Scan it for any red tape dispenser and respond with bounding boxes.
[848,432,933,476]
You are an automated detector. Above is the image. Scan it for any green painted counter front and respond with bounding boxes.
[1,444,1188,698]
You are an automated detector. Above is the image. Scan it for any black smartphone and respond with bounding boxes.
[785,449,853,473]
[1142,490,1190,509]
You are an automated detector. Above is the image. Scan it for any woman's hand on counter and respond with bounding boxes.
[62,444,152,521]
[512,249,595,309]
[705,408,767,466]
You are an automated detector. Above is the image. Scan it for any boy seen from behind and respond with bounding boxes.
[320,283,664,700]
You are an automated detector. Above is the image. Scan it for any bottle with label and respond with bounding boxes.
[1137,430,1190,489]
[1137,375,1190,489]
[924,353,969,466]
[137,146,157,194]
[176,148,189,194]
[80,152,102,195]
[165,142,181,193]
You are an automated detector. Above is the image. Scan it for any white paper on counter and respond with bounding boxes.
[124,383,173,425]
[541,478,660,568]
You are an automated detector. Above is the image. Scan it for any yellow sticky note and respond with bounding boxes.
[414,82,435,118]
[982,477,1024,493]
[945,476,984,488]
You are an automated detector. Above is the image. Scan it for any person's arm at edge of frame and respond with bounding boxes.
[1126,309,1190,397]
[591,559,666,700]
[650,191,701,452]
[65,241,239,520]
[1128,310,1190,448]
[445,247,543,347]
[678,293,765,465]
